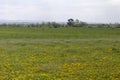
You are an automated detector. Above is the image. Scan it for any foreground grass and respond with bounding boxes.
[0,27,119,80]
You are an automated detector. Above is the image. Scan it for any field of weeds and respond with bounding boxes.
[0,27,119,80]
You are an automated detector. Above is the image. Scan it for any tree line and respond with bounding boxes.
[0,19,120,28]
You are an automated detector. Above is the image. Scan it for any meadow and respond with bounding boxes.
[0,27,119,80]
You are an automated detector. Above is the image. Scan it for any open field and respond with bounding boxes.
[0,27,120,80]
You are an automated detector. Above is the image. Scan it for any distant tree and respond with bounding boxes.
[67,18,87,27]
[67,18,74,26]
[51,22,61,28]
[74,19,80,27]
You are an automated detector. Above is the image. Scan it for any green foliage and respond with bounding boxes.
[67,19,87,27]
[0,20,120,28]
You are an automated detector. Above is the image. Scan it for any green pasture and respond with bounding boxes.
[0,27,119,80]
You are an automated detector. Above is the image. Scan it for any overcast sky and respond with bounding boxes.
[0,0,120,23]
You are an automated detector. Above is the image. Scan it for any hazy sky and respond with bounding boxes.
[0,0,120,23]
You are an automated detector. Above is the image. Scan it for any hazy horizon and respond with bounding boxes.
[0,0,120,23]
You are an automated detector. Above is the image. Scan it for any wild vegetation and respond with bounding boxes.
[0,25,119,80]
[0,19,120,28]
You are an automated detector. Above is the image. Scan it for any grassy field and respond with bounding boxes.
[0,27,119,80]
